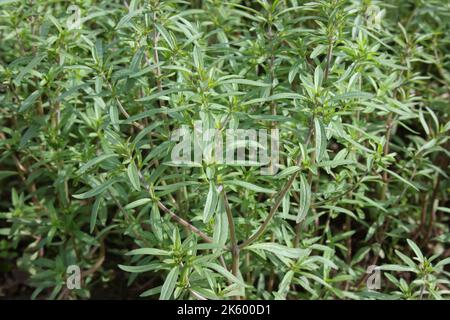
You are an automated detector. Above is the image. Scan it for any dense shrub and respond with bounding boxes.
[0,0,449,300]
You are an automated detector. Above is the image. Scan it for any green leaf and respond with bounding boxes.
[116,8,144,29]
[0,0,19,5]
[314,118,327,162]
[47,15,62,33]
[380,264,416,273]
[127,162,141,191]
[19,90,40,112]
[213,198,229,247]
[203,182,218,223]
[201,262,246,287]
[332,91,374,101]
[14,54,46,84]
[93,39,104,65]
[155,24,175,49]
[73,179,118,199]
[0,171,17,180]
[394,250,416,269]
[275,166,301,179]
[314,66,323,91]
[406,239,424,263]
[151,202,163,241]
[282,193,290,219]
[220,78,270,87]
[435,257,450,269]
[351,247,371,265]
[137,88,187,102]
[78,154,118,174]
[357,194,387,212]
[160,266,179,300]
[316,159,355,168]
[310,44,326,59]
[248,114,291,122]
[320,205,357,219]
[110,104,119,129]
[90,196,102,233]
[124,198,152,210]
[226,180,275,194]
[246,243,306,259]
[382,168,418,191]
[242,93,303,105]
[126,248,170,256]
[276,270,294,300]
[417,138,436,155]
[140,285,163,297]
[19,125,39,148]
[418,108,430,136]
[118,263,159,273]
[296,173,311,223]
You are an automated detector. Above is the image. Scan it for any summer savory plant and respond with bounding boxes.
[0,0,449,300]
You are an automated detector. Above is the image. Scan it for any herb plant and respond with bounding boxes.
[0,0,449,300]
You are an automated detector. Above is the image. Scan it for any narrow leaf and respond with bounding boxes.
[127,162,141,191]
[296,173,311,223]
[314,118,327,162]
[160,267,179,300]
[124,198,152,210]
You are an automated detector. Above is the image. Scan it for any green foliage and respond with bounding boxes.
[0,0,449,300]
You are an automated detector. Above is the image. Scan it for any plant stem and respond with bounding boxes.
[222,189,241,299]
[157,200,213,243]
[239,128,313,249]
[222,190,239,276]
